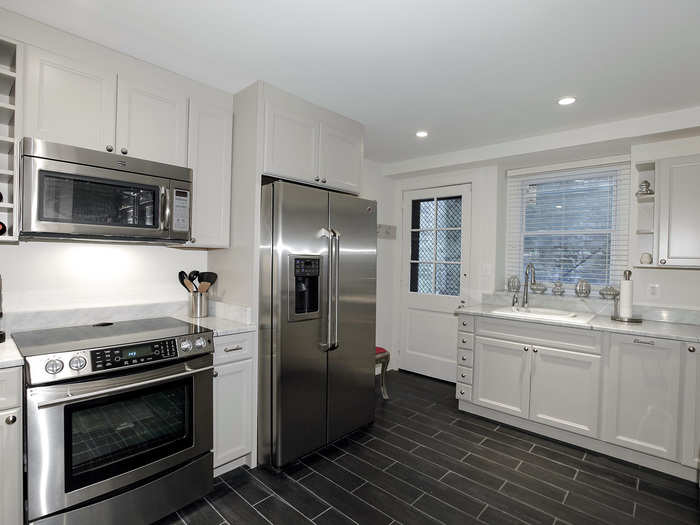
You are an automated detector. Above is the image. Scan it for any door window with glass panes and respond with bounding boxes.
[409,195,463,296]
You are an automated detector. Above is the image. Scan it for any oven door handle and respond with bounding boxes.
[36,365,214,409]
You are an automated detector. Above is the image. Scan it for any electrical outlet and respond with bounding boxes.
[647,283,660,298]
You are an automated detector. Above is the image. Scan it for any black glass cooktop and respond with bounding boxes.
[12,317,208,357]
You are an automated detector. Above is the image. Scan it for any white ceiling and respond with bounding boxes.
[3,0,700,163]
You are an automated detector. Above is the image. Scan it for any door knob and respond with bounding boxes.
[105,145,114,152]
[5,415,16,425]
[120,147,128,155]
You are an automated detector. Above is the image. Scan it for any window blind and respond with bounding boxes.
[505,163,631,289]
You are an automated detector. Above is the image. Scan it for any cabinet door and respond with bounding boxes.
[116,75,188,165]
[0,407,22,525]
[473,336,531,418]
[213,359,253,468]
[24,46,116,152]
[657,155,700,267]
[188,98,232,248]
[602,335,681,460]
[530,345,601,437]
[681,343,700,468]
[319,122,362,194]
[263,100,319,182]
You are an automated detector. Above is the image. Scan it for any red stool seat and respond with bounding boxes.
[376,346,388,355]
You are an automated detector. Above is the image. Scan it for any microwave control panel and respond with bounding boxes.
[172,189,191,232]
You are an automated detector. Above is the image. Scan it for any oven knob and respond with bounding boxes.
[45,359,64,375]
[180,339,193,352]
[69,356,87,371]
[195,337,207,349]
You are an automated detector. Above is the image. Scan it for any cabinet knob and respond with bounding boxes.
[690,346,696,353]
[532,347,538,353]
[5,415,16,425]
[314,176,320,182]
[121,147,128,155]
[523,346,529,352]
[321,178,327,183]
[213,370,219,378]
[462,338,467,344]
[105,145,114,152]
[190,238,196,244]
[461,373,466,378]
[461,355,467,361]
[459,390,465,395]
[659,259,667,265]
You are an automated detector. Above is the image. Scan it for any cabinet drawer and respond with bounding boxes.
[458,315,474,333]
[456,383,472,401]
[457,366,473,384]
[0,367,21,411]
[457,333,473,349]
[457,349,474,367]
[214,332,253,365]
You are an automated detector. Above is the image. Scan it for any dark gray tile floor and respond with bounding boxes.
[157,370,699,525]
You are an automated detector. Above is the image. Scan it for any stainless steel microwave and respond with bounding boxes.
[20,137,192,243]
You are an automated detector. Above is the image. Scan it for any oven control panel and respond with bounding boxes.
[24,332,213,385]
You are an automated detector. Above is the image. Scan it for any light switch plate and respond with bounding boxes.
[377,224,397,240]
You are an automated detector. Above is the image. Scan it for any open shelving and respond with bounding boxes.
[0,35,20,242]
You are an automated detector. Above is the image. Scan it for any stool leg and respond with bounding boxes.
[380,355,390,400]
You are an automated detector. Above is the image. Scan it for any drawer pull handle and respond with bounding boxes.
[5,415,16,425]
[690,346,696,353]
[633,338,655,346]
[224,345,244,352]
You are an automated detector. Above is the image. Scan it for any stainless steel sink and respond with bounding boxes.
[492,306,595,324]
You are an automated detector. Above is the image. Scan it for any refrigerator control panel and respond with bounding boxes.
[289,255,321,321]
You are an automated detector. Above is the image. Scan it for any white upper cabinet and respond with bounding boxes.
[261,83,363,194]
[24,46,116,152]
[263,98,318,182]
[681,342,699,468]
[473,336,531,418]
[116,74,188,165]
[657,154,700,267]
[602,335,682,460]
[529,345,601,438]
[188,96,233,248]
[319,122,363,194]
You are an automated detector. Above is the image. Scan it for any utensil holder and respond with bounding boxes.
[190,291,208,318]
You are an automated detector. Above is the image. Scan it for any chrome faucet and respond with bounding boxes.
[521,263,536,308]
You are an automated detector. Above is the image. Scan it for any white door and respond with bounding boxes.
[0,407,22,525]
[602,335,681,460]
[400,185,471,381]
[263,100,319,183]
[213,359,253,468]
[24,46,116,152]
[529,345,601,437]
[657,155,700,267]
[319,122,362,194]
[473,336,531,418]
[115,74,188,165]
[681,342,699,468]
[187,97,233,248]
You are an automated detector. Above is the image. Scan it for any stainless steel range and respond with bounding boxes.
[13,317,215,525]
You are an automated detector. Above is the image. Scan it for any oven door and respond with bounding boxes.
[26,354,213,522]
[22,156,174,240]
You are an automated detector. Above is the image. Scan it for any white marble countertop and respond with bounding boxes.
[0,338,23,369]
[173,315,256,337]
[456,304,700,343]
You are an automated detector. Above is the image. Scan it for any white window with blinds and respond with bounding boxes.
[505,162,631,289]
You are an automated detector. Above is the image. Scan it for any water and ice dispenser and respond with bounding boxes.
[289,256,321,320]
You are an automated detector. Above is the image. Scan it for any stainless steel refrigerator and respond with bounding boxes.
[259,180,377,467]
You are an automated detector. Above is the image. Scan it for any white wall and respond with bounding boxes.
[0,242,206,312]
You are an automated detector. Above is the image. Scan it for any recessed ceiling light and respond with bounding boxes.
[416,130,428,138]
[555,205,563,209]
[558,96,576,106]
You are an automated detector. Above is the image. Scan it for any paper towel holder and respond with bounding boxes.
[611,295,642,323]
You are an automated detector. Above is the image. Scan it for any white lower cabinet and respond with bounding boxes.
[0,406,22,525]
[602,335,681,460]
[681,342,699,468]
[473,336,531,418]
[213,358,253,468]
[530,346,600,437]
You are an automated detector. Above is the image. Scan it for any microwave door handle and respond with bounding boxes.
[160,188,170,231]
[35,365,214,409]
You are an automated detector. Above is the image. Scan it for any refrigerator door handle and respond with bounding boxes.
[323,228,335,352]
[332,230,341,349]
